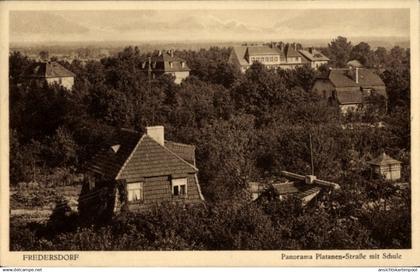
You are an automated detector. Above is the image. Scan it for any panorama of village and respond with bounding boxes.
[9,9,411,251]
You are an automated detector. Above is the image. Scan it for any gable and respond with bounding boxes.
[26,62,75,78]
[117,135,197,181]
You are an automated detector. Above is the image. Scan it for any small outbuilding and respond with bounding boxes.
[368,152,402,181]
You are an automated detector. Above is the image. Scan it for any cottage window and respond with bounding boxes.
[172,178,187,196]
[169,62,173,68]
[127,182,144,202]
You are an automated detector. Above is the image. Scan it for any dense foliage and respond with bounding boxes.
[9,37,411,250]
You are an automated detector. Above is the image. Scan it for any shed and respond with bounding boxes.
[368,152,402,181]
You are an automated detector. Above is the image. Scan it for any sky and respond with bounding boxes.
[10,9,410,43]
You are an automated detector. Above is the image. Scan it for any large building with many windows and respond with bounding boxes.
[228,44,328,72]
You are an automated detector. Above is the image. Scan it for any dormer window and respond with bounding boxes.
[110,144,120,153]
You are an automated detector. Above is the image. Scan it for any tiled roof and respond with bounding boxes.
[87,129,140,179]
[285,46,301,58]
[368,152,401,166]
[87,128,197,180]
[356,69,386,87]
[231,46,250,66]
[298,49,329,61]
[329,69,360,88]
[165,141,196,166]
[26,62,75,78]
[141,51,190,72]
[117,135,197,180]
[336,89,363,105]
[328,69,385,88]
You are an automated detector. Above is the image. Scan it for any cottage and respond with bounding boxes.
[368,152,402,181]
[85,126,204,213]
[24,61,75,90]
[228,43,306,73]
[311,67,387,114]
[298,48,330,69]
[140,50,190,84]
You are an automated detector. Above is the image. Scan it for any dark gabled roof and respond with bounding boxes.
[25,62,75,78]
[87,128,197,180]
[117,135,197,180]
[87,129,141,179]
[328,68,385,88]
[336,89,363,105]
[368,152,401,166]
[285,46,301,58]
[329,69,360,88]
[141,51,190,73]
[165,141,196,166]
[298,49,329,62]
[231,46,250,66]
[356,69,386,87]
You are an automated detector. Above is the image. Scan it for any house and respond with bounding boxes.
[298,48,330,69]
[368,152,402,181]
[140,50,190,84]
[311,67,387,114]
[228,43,306,73]
[85,126,204,213]
[248,171,340,206]
[24,61,75,90]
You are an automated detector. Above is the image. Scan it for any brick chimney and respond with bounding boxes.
[309,47,313,54]
[146,126,164,146]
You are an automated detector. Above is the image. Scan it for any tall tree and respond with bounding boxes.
[350,42,374,67]
[327,36,353,68]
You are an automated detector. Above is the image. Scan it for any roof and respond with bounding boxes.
[285,45,301,58]
[25,62,75,78]
[164,141,196,165]
[230,46,250,66]
[347,59,363,68]
[368,152,401,166]
[87,129,140,179]
[298,49,329,62]
[336,89,363,104]
[247,46,281,56]
[141,51,190,72]
[87,128,197,180]
[356,69,386,87]
[297,186,322,198]
[328,68,385,88]
[272,182,301,195]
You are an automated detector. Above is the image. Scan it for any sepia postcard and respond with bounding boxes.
[0,0,419,267]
